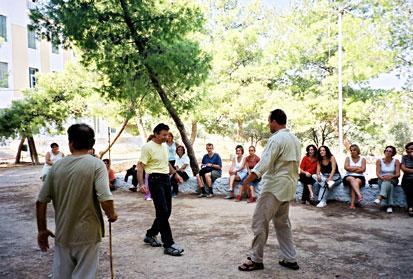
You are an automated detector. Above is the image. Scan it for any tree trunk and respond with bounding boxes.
[237,119,244,140]
[99,118,130,159]
[136,114,147,140]
[190,120,197,145]
[27,136,40,165]
[119,0,199,174]
[15,137,26,164]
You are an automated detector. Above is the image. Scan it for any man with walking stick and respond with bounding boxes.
[238,109,301,272]
[36,123,118,279]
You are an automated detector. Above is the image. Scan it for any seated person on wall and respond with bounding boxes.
[374,145,400,213]
[41,143,64,181]
[225,145,248,200]
[125,164,138,191]
[171,145,193,198]
[343,144,366,209]
[103,159,116,191]
[299,144,318,204]
[313,145,342,208]
[401,142,413,217]
[238,145,261,203]
[197,143,222,198]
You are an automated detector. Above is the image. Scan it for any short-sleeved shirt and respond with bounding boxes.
[252,128,301,202]
[175,154,193,177]
[245,155,260,169]
[201,153,222,175]
[139,141,169,174]
[37,154,113,247]
[300,156,317,175]
[402,155,413,179]
[108,168,116,181]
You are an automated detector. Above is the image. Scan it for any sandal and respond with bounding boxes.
[408,208,413,217]
[164,244,184,256]
[358,195,363,203]
[279,259,299,270]
[238,257,264,272]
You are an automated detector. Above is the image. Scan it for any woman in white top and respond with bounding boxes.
[374,145,400,213]
[41,142,64,181]
[225,145,248,200]
[343,144,366,209]
[171,145,193,197]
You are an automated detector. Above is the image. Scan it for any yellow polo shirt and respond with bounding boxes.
[139,141,169,174]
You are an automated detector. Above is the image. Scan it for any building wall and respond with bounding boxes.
[0,0,74,108]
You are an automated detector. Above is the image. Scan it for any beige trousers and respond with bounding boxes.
[248,192,297,263]
[53,242,100,279]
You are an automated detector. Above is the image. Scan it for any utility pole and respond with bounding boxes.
[338,10,344,158]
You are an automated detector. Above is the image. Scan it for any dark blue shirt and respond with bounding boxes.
[201,153,222,175]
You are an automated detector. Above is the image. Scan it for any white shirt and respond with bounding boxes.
[175,154,193,177]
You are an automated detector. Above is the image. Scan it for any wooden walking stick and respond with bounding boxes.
[109,221,114,279]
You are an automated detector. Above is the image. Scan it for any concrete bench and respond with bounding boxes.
[119,174,407,207]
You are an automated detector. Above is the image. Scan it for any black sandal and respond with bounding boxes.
[238,257,264,271]
[279,259,299,270]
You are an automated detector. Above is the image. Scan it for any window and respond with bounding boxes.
[0,62,8,88]
[0,15,6,41]
[29,67,38,88]
[27,25,36,49]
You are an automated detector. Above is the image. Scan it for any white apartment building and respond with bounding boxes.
[0,0,75,108]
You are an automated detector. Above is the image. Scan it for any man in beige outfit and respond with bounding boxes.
[238,109,301,272]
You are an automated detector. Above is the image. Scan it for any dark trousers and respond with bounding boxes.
[171,171,189,195]
[402,177,413,208]
[146,173,174,248]
[299,173,315,202]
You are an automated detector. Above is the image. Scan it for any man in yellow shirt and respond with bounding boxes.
[137,123,184,256]
[238,109,301,272]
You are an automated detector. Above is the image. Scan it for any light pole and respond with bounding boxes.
[338,10,344,158]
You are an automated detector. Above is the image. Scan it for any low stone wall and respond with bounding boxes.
[178,177,407,207]
[118,174,407,207]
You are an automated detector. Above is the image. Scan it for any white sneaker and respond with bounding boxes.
[316,201,327,208]
[386,207,393,213]
[374,198,381,205]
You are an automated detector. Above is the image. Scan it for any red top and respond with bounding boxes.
[300,156,317,174]
[245,155,260,169]
[108,168,116,181]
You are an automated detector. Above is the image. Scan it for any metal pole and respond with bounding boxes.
[338,10,344,158]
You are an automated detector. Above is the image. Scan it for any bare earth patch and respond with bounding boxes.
[0,166,412,279]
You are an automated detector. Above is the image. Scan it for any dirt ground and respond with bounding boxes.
[0,165,412,279]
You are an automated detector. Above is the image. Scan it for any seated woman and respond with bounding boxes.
[238,146,261,203]
[299,144,318,204]
[225,145,248,201]
[41,142,64,181]
[103,159,116,191]
[401,142,413,217]
[374,145,400,213]
[343,144,366,209]
[313,145,342,208]
[171,145,193,198]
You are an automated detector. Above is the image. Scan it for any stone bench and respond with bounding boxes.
[178,177,407,207]
[119,174,407,207]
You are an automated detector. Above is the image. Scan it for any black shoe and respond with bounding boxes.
[279,260,299,270]
[164,244,184,256]
[144,235,162,247]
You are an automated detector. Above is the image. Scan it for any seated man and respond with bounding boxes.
[125,164,138,192]
[103,159,116,191]
[197,143,222,198]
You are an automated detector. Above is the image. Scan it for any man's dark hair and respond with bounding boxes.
[405,142,413,150]
[50,143,59,148]
[270,109,287,125]
[67,124,95,150]
[153,123,169,135]
[103,159,110,165]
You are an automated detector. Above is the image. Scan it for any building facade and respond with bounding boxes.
[0,0,75,108]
